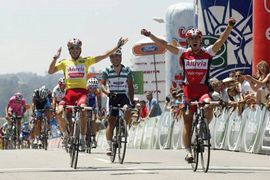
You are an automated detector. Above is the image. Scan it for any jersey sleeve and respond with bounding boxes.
[177,46,186,57]
[55,59,66,72]
[126,67,132,79]
[205,45,216,56]
[85,56,96,67]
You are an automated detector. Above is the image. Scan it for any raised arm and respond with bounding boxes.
[48,47,62,74]
[212,18,236,54]
[94,37,128,63]
[141,29,179,55]
[245,74,270,89]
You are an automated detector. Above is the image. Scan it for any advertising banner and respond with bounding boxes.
[198,0,253,79]
[131,38,166,102]
[253,0,270,75]
[165,2,194,94]
[132,71,144,94]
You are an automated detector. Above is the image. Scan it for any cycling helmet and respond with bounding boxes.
[58,77,66,85]
[67,38,82,49]
[39,85,49,99]
[14,92,23,101]
[87,78,99,88]
[185,28,202,39]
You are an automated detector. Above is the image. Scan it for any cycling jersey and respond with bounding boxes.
[7,96,26,116]
[52,85,66,103]
[55,57,95,90]
[102,65,132,94]
[32,89,51,110]
[178,45,216,101]
[86,89,100,108]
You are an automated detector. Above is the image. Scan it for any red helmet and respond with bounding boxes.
[14,92,23,101]
[67,38,82,49]
[185,28,202,39]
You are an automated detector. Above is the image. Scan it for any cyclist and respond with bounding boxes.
[86,77,102,148]
[20,121,31,148]
[5,92,27,147]
[141,17,236,163]
[52,77,67,139]
[32,85,53,147]
[0,122,9,149]
[48,37,128,151]
[100,49,134,155]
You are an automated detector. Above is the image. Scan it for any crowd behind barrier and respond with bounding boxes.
[95,105,270,155]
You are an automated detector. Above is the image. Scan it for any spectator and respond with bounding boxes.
[146,92,162,118]
[139,100,148,119]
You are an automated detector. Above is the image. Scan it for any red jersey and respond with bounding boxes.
[178,45,216,101]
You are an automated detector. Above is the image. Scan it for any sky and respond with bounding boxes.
[0,0,189,76]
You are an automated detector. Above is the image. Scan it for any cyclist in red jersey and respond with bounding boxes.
[141,17,236,163]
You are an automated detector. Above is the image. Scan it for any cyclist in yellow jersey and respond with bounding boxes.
[48,37,128,151]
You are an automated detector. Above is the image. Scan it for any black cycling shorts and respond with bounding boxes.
[109,94,130,117]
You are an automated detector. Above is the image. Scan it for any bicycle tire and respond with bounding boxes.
[43,117,48,151]
[200,121,211,173]
[110,128,117,163]
[71,122,80,169]
[191,125,199,172]
[86,112,92,154]
[118,118,127,164]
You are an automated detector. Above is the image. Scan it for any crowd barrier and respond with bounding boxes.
[96,105,270,155]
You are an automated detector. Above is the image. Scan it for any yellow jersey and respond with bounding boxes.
[56,56,95,90]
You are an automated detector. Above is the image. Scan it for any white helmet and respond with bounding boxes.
[87,78,98,88]
[39,85,49,99]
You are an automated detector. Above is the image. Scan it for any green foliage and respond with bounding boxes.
[0,72,63,116]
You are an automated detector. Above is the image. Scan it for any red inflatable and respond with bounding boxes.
[253,0,270,75]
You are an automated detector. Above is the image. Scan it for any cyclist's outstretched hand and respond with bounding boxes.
[141,29,151,37]
[117,37,128,49]
[53,47,62,60]
[228,17,236,27]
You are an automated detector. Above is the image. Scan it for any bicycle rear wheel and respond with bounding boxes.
[71,122,80,169]
[199,121,211,173]
[191,126,199,172]
[118,118,127,164]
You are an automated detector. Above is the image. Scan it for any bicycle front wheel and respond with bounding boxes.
[86,118,92,154]
[42,118,48,151]
[118,118,127,164]
[191,126,199,172]
[110,128,117,163]
[71,122,80,169]
[199,121,211,173]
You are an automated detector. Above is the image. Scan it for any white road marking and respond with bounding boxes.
[94,158,111,163]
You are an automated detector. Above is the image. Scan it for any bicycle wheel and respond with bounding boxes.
[110,128,117,163]
[191,125,199,172]
[118,118,127,164]
[42,118,48,151]
[86,113,92,154]
[199,121,211,173]
[71,122,80,169]
[13,125,17,149]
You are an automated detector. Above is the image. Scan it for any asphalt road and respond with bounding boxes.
[0,147,270,180]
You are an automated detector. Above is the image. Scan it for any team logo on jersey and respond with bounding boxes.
[66,65,85,78]
[184,59,208,70]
